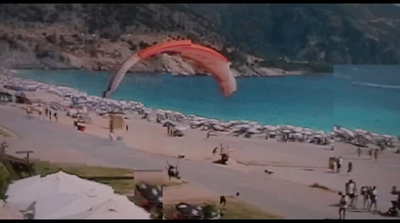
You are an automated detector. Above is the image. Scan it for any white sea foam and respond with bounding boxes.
[352,81,400,90]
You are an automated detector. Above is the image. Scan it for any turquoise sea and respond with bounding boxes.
[16,66,400,135]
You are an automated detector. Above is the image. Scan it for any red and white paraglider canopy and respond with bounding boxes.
[103,40,237,98]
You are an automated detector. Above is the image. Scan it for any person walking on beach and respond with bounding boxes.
[391,186,400,212]
[333,159,337,173]
[379,143,385,153]
[374,149,378,161]
[338,192,348,219]
[361,186,370,210]
[45,107,49,118]
[53,112,58,122]
[354,183,359,208]
[126,124,129,133]
[368,148,373,159]
[368,186,378,212]
[357,147,362,157]
[346,180,356,208]
[347,160,353,174]
[337,157,343,173]
[49,110,52,122]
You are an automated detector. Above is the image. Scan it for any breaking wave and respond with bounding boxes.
[352,82,400,90]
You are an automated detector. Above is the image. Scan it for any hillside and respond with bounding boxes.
[1,4,398,77]
[185,4,400,65]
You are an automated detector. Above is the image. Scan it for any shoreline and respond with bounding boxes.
[0,70,399,145]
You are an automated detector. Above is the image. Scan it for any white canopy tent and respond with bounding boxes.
[5,171,150,219]
[65,195,150,219]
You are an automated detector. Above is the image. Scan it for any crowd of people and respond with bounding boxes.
[26,105,58,122]
[332,156,352,174]
[338,179,399,219]
[336,144,400,219]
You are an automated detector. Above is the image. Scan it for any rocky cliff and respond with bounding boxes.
[4,4,397,76]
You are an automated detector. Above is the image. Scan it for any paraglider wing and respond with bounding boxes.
[103,54,141,98]
[103,40,237,98]
[177,44,236,97]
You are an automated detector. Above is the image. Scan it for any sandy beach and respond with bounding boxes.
[1,100,399,219]
[1,75,400,219]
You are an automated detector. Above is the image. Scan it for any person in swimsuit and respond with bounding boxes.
[361,186,370,210]
[374,149,378,161]
[346,180,356,208]
[338,192,348,219]
[347,161,353,174]
[369,186,378,212]
[337,157,343,173]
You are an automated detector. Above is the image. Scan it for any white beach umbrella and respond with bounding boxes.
[294,127,303,133]
[313,135,325,139]
[283,125,295,130]
[334,129,345,135]
[161,120,176,127]
[362,135,374,143]
[207,119,219,124]
[370,133,380,137]
[293,133,303,139]
[282,130,291,134]
[219,122,229,127]
[354,129,365,134]
[212,125,225,131]
[341,128,355,138]
[247,128,261,134]
[190,120,203,126]
[228,120,238,125]
[252,125,263,130]
[264,126,277,131]
[237,124,251,130]
[156,110,165,115]
[382,134,394,139]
